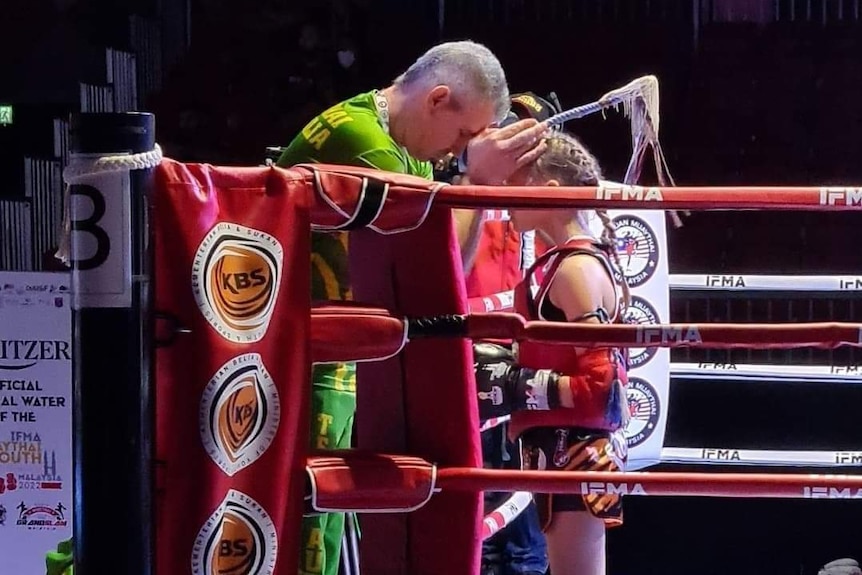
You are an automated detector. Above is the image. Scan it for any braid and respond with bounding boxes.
[532,132,632,313]
[595,208,632,311]
[532,133,602,186]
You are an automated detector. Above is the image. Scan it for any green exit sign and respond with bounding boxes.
[0,105,12,126]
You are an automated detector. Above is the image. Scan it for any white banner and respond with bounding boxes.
[0,271,73,575]
[596,205,670,471]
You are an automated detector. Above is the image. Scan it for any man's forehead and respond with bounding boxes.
[462,100,498,133]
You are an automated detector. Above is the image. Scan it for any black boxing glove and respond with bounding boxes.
[474,343,563,420]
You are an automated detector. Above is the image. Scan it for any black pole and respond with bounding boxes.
[68,112,155,575]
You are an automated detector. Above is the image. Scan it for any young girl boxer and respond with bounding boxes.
[474,131,630,575]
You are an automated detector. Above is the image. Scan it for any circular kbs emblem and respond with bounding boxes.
[612,215,658,287]
[622,296,661,368]
[200,354,281,477]
[624,377,660,448]
[192,223,283,343]
[192,489,278,575]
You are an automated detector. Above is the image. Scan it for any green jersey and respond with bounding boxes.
[277,90,432,176]
[278,90,433,301]
[277,91,431,575]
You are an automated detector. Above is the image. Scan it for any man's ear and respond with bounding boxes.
[427,85,452,111]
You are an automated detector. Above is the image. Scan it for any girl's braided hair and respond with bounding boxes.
[529,132,632,309]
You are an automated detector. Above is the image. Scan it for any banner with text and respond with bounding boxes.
[0,271,73,575]
[591,200,671,471]
[154,160,310,575]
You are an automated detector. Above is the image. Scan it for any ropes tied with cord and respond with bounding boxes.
[55,145,164,265]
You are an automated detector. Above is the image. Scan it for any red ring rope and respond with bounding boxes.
[463,316,862,349]
[312,305,862,365]
[436,468,862,499]
[434,184,862,211]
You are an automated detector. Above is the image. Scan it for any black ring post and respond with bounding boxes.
[68,112,155,575]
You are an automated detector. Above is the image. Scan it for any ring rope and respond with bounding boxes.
[470,273,862,314]
[481,491,533,540]
[436,468,862,499]
[673,362,862,383]
[56,144,163,265]
[62,144,163,183]
[478,415,511,433]
[407,315,862,349]
[435,184,862,211]
[477,413,529,540]
[671,273,862,291]
[661,447,862,467]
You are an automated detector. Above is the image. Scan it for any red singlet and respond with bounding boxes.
[509,236,628,438]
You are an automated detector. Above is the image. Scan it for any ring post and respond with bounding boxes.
[68,112,156,575]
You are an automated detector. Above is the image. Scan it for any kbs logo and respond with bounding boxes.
[612,215,658,287]
[200,354,281,477]
[192,490,277,575]
[624,377,660,448]
[622,296,660,368]
[192,223,283,343]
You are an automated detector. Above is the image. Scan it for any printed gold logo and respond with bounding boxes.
[200,354,281,476]
[191,489,278,575]
[512,94,543,113]
[192,223,283,343]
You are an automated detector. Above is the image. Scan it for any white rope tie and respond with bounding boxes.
[62,144,163,184]
[56,144,163,264]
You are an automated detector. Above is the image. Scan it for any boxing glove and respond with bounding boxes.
[474,343,562,420]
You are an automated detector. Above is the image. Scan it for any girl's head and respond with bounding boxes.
[509,132,602,234]
[509,132,631,306]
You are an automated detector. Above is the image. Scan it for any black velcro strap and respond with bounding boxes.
[343,177,386,230]
[407,315,468,338]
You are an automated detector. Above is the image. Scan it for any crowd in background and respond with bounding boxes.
[151,0,374,165]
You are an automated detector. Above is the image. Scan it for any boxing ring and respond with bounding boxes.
[469,270,862,470]
[62,113,862,575]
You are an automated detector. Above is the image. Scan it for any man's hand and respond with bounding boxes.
[465,119,549,185]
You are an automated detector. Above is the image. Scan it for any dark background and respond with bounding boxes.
[2,1,861,573]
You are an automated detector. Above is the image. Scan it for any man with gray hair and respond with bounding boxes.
[277,39,547,575]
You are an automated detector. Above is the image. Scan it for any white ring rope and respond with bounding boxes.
[62,144,163,184]
[671,273,862,292]
[672,362,862,383]
[479,415,511,433]
[482,491,534,540]
[661,447,862,467]
[473,274,862,313]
